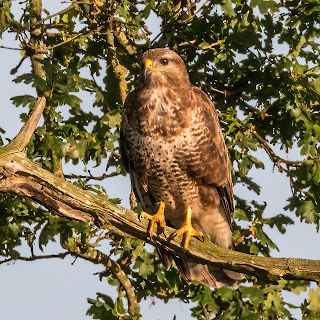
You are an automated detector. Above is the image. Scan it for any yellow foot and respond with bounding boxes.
[173,207,203,249]
[141,202,166,235]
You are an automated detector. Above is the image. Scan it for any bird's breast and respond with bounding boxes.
[133,86,193,137]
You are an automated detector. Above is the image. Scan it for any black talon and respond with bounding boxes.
[145,232,151,241]
[160,229,167,239]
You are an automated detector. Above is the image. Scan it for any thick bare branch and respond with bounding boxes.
[2,96,46,155]
[0,151,319,284]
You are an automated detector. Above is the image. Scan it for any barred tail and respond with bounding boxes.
[179,260,244,289]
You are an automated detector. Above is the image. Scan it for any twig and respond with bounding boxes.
[46,26,103,51]
[178,40,196,46]
[10,56,28,75]
[65,237,140,317]
[29,3,78,27]
[65,172,120,181]
[179,39,223,50]
[201,40,223,50]
[0,45,21,50]
[2,96,46,155]
[233,111,302,171]
[238,98,269,119]
[47,33,85,50]
[251,130,302,171]
[186,0,192,17]
[210,86,226,96]
[0,252,69,265]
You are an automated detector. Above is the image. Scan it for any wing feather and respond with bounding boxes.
[185,86,234,226]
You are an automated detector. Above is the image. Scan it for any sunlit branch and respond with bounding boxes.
[179,40,224,50]
[2,96,46,155]
[210,86,226,96]
[0,151,319,284]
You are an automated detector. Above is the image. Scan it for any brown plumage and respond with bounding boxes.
[120,48,244,288]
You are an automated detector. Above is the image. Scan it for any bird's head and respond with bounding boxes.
[141,48,190,87]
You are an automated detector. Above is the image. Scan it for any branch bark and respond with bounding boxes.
[2,96,46,155]
[0,150,319,284]
[63,237,140,317]
[0,90,319,284]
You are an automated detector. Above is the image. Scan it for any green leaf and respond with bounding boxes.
[239,156,252,176]
[215,287,234,302]
[264,214,294,234]
[10,95,35,108]
[263,291,285,316]
[309,287,320,314]
[86,295,117,320]
[240,286,264,308]
[298,200,316,224]
[222,0,236,17]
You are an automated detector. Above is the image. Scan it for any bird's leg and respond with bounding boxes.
[141,201,166,235]
[172,207,203,249]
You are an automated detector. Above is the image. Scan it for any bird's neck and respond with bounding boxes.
[137,85,193,137]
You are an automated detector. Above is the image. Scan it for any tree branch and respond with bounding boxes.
[64,237,140,317]
[46,26,103,50]
[2,96,46,155]
[236,99,303,171]
[0,45,21,51]
[65,172,120,181]
[0,252,70,265]
[0,151,319,284]
[29,3,78,27]
[251,130,302,172]
[179,40,223,50]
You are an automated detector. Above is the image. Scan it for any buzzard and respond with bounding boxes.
[120,48,244,288]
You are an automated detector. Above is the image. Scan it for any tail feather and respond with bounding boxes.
[157,251,245,288]
[156,247,172,271]
[182,260,244,289]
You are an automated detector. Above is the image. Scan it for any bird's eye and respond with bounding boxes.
[160,58,169,65]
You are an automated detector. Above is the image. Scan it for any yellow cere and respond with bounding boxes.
[145,59,164,71]
[145,59,153,68]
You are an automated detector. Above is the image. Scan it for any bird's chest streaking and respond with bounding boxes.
[123,87,202,227]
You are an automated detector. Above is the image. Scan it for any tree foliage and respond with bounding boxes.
[0,0,320,319]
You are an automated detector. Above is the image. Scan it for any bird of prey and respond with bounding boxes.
[120,48,244,288]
